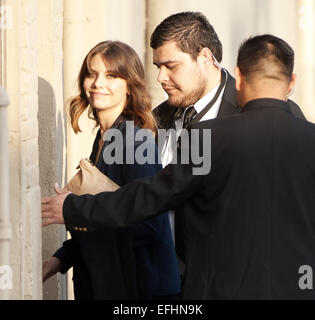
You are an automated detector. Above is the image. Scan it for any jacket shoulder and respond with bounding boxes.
[217,71,239,117]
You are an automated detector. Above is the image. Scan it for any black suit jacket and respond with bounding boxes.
[64,98,315,299]
[153,71,305,261]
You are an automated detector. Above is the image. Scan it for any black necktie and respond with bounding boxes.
[182,106,197,128]
[191,69,227,125]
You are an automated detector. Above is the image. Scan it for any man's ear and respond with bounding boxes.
[288,73,297,96]
[235,66,242,91]
[197,47,212,65]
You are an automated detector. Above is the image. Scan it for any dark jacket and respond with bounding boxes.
[152,71,305,262]
[63,98,315,299]
[55,118,180,299]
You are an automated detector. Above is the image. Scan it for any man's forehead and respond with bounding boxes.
[153,41,191,65]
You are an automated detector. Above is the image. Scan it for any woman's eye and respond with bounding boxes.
[106,74,116,79]
[86,72,96,78]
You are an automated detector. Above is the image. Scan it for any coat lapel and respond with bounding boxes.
[217,70,240,118]
[153,100,179,130]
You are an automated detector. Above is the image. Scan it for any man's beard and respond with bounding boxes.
[167,77,208,108]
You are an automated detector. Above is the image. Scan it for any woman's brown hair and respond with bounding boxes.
[69,41,157,134]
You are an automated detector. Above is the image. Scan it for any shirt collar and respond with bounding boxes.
[174,70,227,120]
[194,81,221,114]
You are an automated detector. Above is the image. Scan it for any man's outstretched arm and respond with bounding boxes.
[42,162,203,231]
[42,125,211,231]
[63,162,202,231]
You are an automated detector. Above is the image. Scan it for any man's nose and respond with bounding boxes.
[157,66,169,84]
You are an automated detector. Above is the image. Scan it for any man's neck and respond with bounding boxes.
[204,67,222,94]
[240,82,289,107]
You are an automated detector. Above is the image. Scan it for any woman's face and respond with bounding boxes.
[83,54,128,114]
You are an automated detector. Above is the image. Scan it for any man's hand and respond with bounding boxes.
[42,183,71,227]
[42,256,62,282]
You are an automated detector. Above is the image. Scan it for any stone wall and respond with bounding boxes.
[6,0,42,299]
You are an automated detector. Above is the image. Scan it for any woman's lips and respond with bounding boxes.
[90,92,109,98]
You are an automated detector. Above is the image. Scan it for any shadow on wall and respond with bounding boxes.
[38,76,67,300]
[38,76,66,195]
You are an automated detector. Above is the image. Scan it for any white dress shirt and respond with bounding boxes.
[160,70,227,243]
[161,70,227,167]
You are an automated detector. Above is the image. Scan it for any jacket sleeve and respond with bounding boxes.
[63,127,204,232]
[52,239,75,274]
[63,161,202,232]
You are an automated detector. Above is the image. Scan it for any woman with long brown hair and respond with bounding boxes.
[43,41,180,299]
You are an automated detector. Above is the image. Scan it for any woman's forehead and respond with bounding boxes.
[87,53,112,71]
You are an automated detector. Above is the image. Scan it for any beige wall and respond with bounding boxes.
[145,0,314,122]
[5,0,42,299]
[296,0,315,122]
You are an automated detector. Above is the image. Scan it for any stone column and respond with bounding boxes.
[64,0,89,179]
[6,0,42,299]
[296,0,315,123]
[63,0,97,299]
[0,86,11,300]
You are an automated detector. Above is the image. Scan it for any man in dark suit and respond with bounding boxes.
[42,34,315,299]
[150,12,305,265]
[151,11,240,269]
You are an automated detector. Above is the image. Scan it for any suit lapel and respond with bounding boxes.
[153,100,179,129]
[217,70,240,118]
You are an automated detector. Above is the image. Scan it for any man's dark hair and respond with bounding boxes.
[237,34,294,82]
[150,11,223,62]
